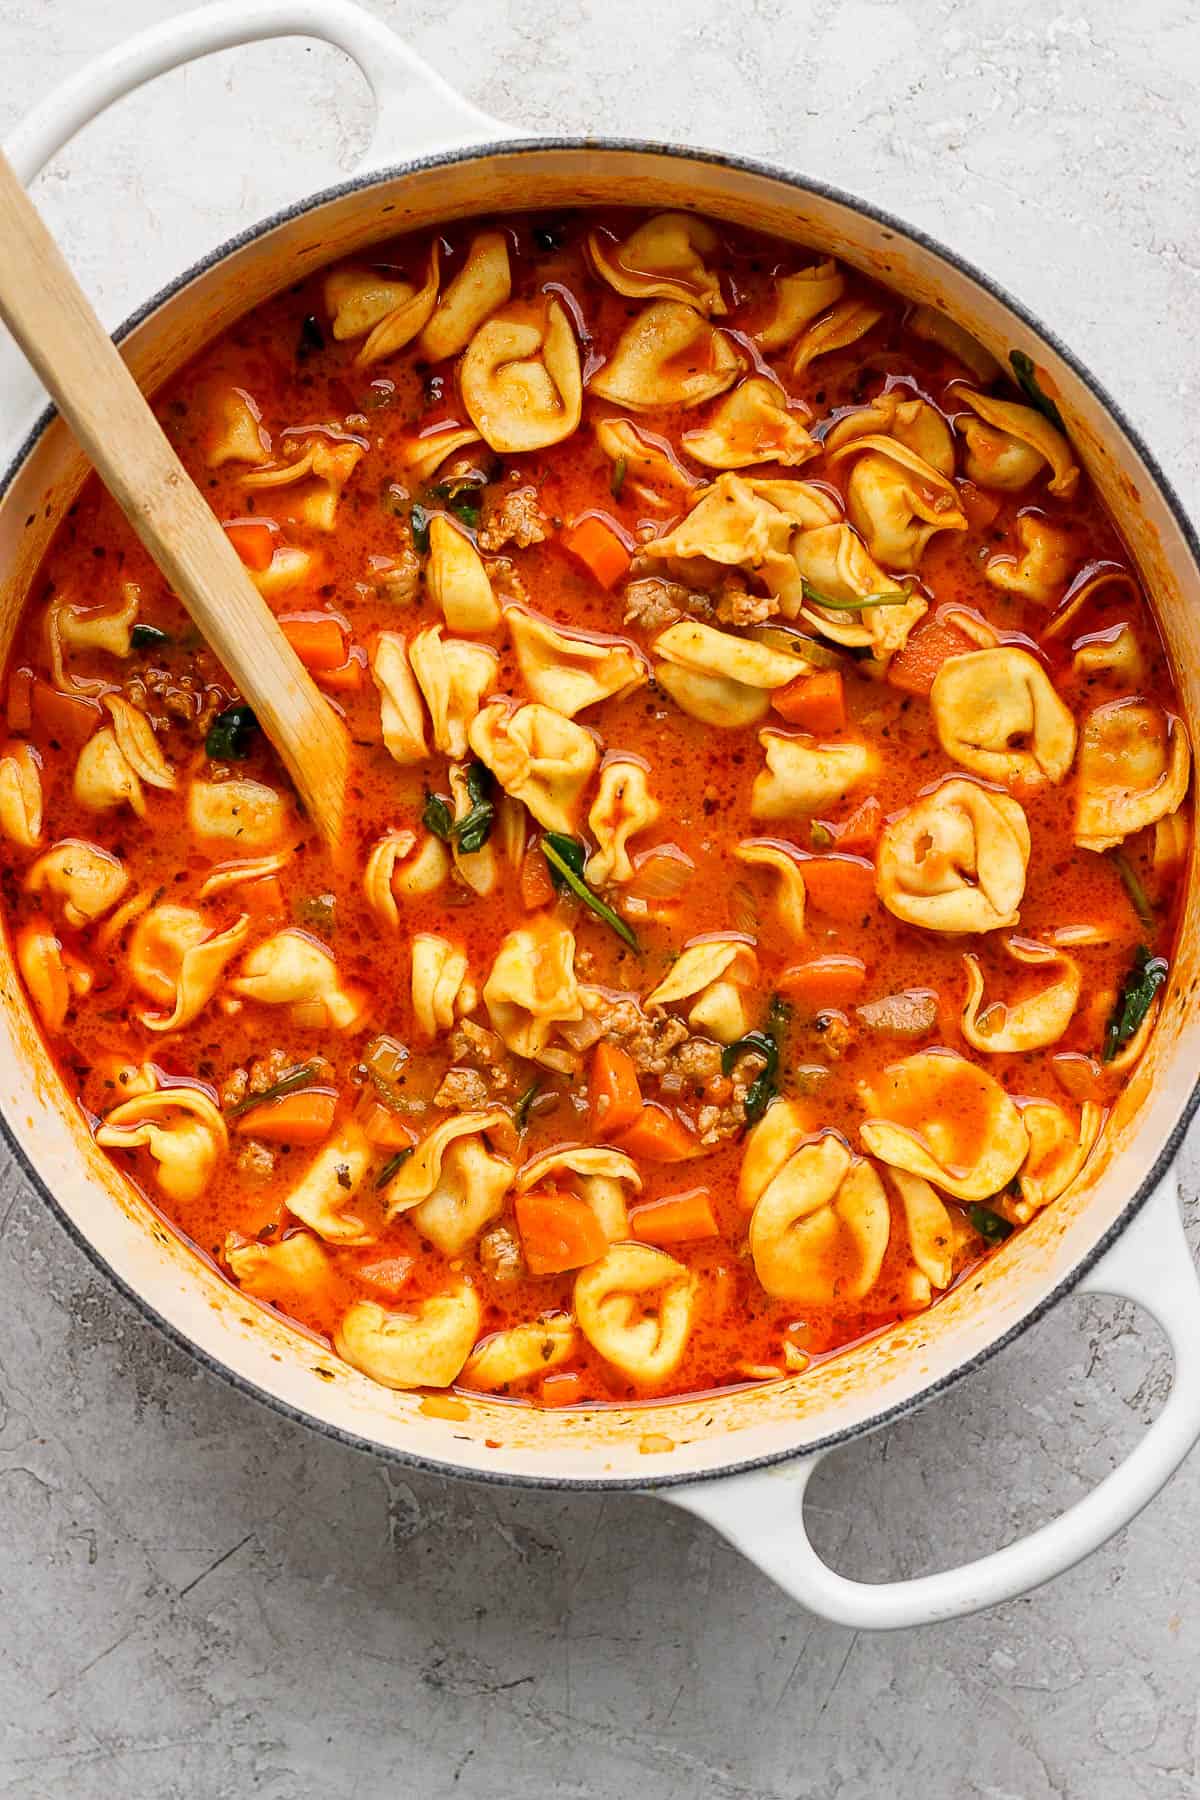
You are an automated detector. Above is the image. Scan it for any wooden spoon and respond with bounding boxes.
[0,149,348,846]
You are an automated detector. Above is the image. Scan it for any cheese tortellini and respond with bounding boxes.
[408,625,498,760]
[26,839,127,925]
[335,1286,482,1390]
[0,743,43,848]
[74,697,174,818]
[644,472,838,615]
[507,608,647,717]
[380,1111,514,1254]
[589,301,742,411]
[325,248,440,365]
[682,378,819,470]
[411,933,476,1041]
[371,632,430,765]
[876,778,1031,933]
[586,759,660,886]
[469,700,598,833]
[753,259,845,351]
[1016,1100,1103,1219]
[462,1315,578,1391]
[752,731,878,819]
[574,1244,695,1384]
[461,297,582,453]
[734,840,807,938]
[653,619,800,729]
[283,1120,375,1244]
[418,230,511,362]
[1074,699,1190,852]
[129,902,250,1032]
[930,647,1077,786]
[187,778,290,852]
[427,515,501,633]
[363,829,450,928]
[96,1084,227,1204]
[483,918,583,1066]
[859,1051,1030,1201]
[746,1124,890,1304]
[954,388,1079,498]
[225,1229,331,1306]
[960,938,1082,1053]
[986,514,1073,605]
[587,213,726,314]
[230,931,367,1031]
[826,403,967,571]
[645,935,758,1043]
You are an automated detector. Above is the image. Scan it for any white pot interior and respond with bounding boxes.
[1,145,1196,1485]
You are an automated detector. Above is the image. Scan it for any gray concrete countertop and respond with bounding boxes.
[3,3,1200,1794]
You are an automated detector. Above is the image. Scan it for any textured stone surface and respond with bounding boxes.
[2,3,1200,1794]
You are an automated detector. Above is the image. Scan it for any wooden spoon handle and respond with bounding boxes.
[0,148,347,845]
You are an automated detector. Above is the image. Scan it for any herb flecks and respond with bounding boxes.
[541,833,640,951]
[723,995,790,1122]
[1111,850,1156,930]
[1103,944,1168,1063]
[410,502,432,555]
[801,579,911,612]
[375,1147,413,1189]
[610,455,628,501]
[1009,349,1068,433]
[131,623,172,651]
[205,703,259,762]
[969,1204,1014,1245]
[514,1081,541,1132]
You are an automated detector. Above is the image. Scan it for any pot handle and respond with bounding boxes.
[667,1170,1200,1628]
[0,0,507,446]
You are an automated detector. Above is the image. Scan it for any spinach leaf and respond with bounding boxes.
[454,761,496,855]
[968,1204,1014,1245]
[205,703,259,761]
[410,502,432,555]
[422,791,454,841]
[374,1147,413,1189]
[1103,945,1168,1063]
[514,1081,541,1132]
[430,481,484,530]
[1009,350,1067,432]
[722,995,790,1122]
[131,623,171,651]
[1111,850,1156,930]
[226,1059,321,1119]
[801,579,911,612]
[541,833,640,951]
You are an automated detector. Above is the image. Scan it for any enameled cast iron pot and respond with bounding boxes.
[4,0,1200,1630]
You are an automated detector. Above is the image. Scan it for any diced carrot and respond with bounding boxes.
[360,1099,417,1150]
[355,1254,414,1298]
[630,1186,719,1245]
[588,1041,643,1139]
[834,796,883,852]
[515,1188,610,1275]
[240,874,285,916]
[314,657,363,692]
[234,1088,337,1143]
[539,1370,587,1407]
[798,854,877,917]
[777,955,868,1011]
[6,667,32,734]
[279,615,348,671]
[614,1102,700,1164]
[519,840,556,911]
[224,520,276,572]
[771,668,845,733]
[886,616,975,697]
[31,680,102,745]
[560,513,632,589]
[959,481,1001,530]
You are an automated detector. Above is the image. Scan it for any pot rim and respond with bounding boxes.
[3,134,1198,1491]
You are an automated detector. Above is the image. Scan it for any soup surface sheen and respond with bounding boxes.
[1,209,1188,1408]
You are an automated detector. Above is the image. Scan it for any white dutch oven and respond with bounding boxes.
[4,0,1200,1631]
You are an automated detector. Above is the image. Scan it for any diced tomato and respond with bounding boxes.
[630,1187,719,1245]
[31,680,102,745]
[798,854,877,917]
[515,1188,609,1275]
[886,616,975,697]
[560,513,632,589]
[614,1103,700,1164]
[771,668,845,733]
[588,1041,642,1139]
[223,520,276,572]
[777,955,868,1011]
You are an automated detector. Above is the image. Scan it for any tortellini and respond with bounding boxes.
[26,839,127,925]
[507,608,647,717]
[682,378,819,470]
[73,697,174,818]
[380,1111,514,1254]
[325,248,440,365]
[587,213,726,314]
[460,297,582,453]
[888,1168,955,1300]
[1074,699,1191,852]
[859,1051,1030,1201]
[241,433,365,532]
[644,472,838,615]
[230,931,367,1031]
[411,933,476,1041]
[930,647,1077,786]
[205,386,271,468]
[1073,624,1145,682]
[468,700,598,833]
[746,1126,890,1304]
[954,388,1079,498]
[0,743,43,848]
[826,431,968,572]
[371,632,430,766]
[283,1120,375,1244]
[588,301,742,411]
[961,938,1081,1053]
[574,1244,695,1384]
[417,230,511,361]
[986,514,1073,605]
[1016,1100,1103,1219]
[653,619,800,728]
[16,916,91,1032]
[734,840,807,938]
[363,829,450,928]
[876,778,1031,933]
[187,779,290,852]
[129,902,250,1032]
[586,759,660,886]
[427,515,501,633]
[645,935,758,1043]
[593,418,698,504]
[397,424,483,486]
[825,391,957,476]
[461,1315,578,1391]
[483,918,583,1066]
[751,731,878,819]
[225,1229,331,1305]
[46,584,139,692]
[753,259,845,352]
[517,1145,643,1240]
[789,298,883,377]
[408,625,498,760]
[335,1286,482,1390]
[96,1084,227,1204]
[792,525,927,656]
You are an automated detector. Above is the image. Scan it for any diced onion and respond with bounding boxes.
[626,846,695,903]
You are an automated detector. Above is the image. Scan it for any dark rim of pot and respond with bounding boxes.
[2,136,1198,1494]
